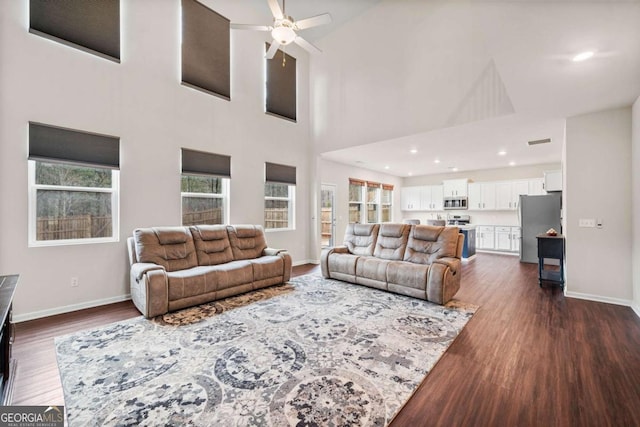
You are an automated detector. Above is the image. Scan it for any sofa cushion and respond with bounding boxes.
[227,225,267,260]
[190,225,234,266]
[344,223,379,256]
[374,224,410,260]
[134,227,198,272]
[387,261,429,290]
[328,253,358,277]
[403,225,460,265]
[356,257,390,282]
[166,260,253,301]
[249,255,284,281]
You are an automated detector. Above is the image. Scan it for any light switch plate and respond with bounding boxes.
[578,218,596,228]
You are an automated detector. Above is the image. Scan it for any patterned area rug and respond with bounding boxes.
[55,274,477,426]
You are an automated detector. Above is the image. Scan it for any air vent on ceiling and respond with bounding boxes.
[528,138,552,146]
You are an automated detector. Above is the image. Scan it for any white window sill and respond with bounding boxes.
[265,227,295,233]
[29,236,119,248]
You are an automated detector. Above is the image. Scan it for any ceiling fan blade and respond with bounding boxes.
[230,23,271,31]
[295,13,332,30]
[265,41,281,59]
[267,0,284,20]
[294,36,321,54]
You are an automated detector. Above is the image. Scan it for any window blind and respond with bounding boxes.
[366,181,381,188]
[349,178,365,186]
[29,0,120,61]
[265,162,296,185]
[29,122,120,169]
[265,43,297,121]
[181,148,231,178]
[382,184,394,190]
[182,0,231,99]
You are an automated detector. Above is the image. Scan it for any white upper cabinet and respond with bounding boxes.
[544,170,562,192]
[442,179,468,197]
[468,182,496,210]
[425,185,444,211]
[495,180,533,210]
[400,187,421,211]
[512,180,529,209]
[528,178,545,196]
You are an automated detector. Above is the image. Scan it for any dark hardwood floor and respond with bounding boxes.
[12,256,640,426]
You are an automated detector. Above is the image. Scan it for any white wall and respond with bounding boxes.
[632,96,640,316]
[318,159,403,252]
[565,107,633,304]
[401,163,561,226]
[0,0,313,320]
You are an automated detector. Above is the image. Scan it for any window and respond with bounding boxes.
[28,123,120,246]
[348,179,364,224]
[264,162,296,230]
[29,0,120,61]
[181,148,231,226]
[348,178,393,224]
[181,0,231,99]
[381,184,394,222]
[265,44,296,121]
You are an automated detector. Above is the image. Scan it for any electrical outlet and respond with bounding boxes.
[596,219,603,228]
[71,277,79,287]
[578,218,596,228]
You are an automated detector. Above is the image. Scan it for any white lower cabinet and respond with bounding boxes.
[495,226,512,251]
[510,227,521,252]
[477,226,495,250]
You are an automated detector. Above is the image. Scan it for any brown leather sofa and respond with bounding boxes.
[321,223,463,304]
[127,225,292,318]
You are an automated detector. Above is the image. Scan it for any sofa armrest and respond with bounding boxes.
[433,257,461,275]
[320,246,349,278]
[264,247,286,256]
[130,263,168,318]
[131,262,166,282]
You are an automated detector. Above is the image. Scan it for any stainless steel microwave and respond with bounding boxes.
[443,197,468,210]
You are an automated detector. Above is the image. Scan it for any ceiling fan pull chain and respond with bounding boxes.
[282,47,286,67]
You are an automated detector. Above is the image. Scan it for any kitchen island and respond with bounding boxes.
[448,225,476,259]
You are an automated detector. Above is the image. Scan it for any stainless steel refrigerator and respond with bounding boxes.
[519,193,562,263]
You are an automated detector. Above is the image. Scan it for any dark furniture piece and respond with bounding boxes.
[460,228,476,259]
[536,234,565,288]
[0,275,18,404]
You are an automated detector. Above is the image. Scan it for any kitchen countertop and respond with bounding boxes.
[446,224,477,230]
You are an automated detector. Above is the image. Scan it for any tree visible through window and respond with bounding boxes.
[30,161,118,243]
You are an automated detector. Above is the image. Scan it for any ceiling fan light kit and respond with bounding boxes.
[231,0,332,60]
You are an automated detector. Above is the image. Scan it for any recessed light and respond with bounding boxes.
[384,165,390,170]
[408,172,413,176]
[498,150,507,156]
[509,161,516,166]
[451,167,458,172]
[572,51,594,62]
[410,149,418,154]
[434,159,441,164]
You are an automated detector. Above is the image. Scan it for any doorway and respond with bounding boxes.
[321,184,336,248]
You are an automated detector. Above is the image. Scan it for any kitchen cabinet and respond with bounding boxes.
[401,185,443,211]
[476,226,495,249]
[495,226,512,251]
[443,179,468,197]
[511,227,521,252]
[544,170,562,192]
[496,180,529,210]
[528,178,545,196]
[468,182,496,210]
[401,187,421,211]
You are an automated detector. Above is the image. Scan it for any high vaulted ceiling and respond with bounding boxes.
[224,0,640,177]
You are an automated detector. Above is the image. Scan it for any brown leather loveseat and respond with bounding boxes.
[127,225,292,318]
[321,223,463,304]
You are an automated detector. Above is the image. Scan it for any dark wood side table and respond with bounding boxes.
[0,275,18,405]
[536,234,565,288]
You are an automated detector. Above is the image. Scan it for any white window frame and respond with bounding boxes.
[264,183,296,232]
[180,176,230,225]
[381,187,394,223]
[348,183,364,224]
[28,160,120,247]
[366,185,381,224]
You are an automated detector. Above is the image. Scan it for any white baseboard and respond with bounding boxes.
[564,291,634,308]
[14,294,132,323]
[632,302,640,319]
[293,259,320,266]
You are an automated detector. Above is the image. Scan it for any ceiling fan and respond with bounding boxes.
[231,0,332,59]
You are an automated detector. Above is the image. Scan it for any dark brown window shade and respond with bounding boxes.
[181,148,231,178]
[182,0,230,99]
[29,122,120,169]
[349,178,365,186]
[29,0,120,61]
[266,43,296,121]
[266,162,296,185]
[382,184,394,190]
